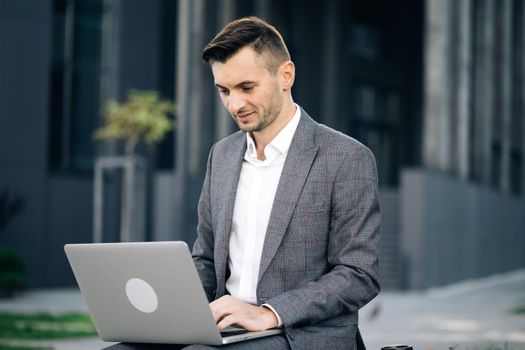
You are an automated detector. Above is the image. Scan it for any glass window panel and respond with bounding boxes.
[349,82,400,186]
[380,134,393,187]
[491,141,502,188]
[349,23,381,60]
[73,17,102,67]
[351,84,376,120]
[510,148,522,194]
[70,67,100,170]
[49,66,66,166]
[156,0,177,170]
[49,0,104,172]
[386,93,400,123]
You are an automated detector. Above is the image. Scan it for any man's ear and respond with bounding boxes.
[280,61,295,91]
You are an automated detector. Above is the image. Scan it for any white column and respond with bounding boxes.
[522,0,525,194]
[456,0,473,179]
[214,0,235,142]
[500,0,514,192]
[481,0,494,186]
[423,0,452,171]
[188,0,206,175]
[173,0,206,240]
[255,0,270,21]
[321,0,339,128]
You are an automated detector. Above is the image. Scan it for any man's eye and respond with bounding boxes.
[242,86,253,92]
[218,89,229,95]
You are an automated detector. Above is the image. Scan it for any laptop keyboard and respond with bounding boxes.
[220,327,248,337]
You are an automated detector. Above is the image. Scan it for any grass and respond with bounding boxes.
[0,344,53,350]
[510,304,525,315]
[0,312,97,340]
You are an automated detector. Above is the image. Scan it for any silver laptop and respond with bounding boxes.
[64,241,282,345]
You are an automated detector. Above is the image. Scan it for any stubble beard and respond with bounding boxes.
[236,91,283,133]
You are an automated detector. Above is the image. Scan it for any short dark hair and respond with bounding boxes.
[202,16,290,74]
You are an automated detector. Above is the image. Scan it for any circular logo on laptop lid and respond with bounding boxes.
[125,278,158,313]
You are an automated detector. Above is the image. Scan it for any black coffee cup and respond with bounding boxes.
[381,345,413,350]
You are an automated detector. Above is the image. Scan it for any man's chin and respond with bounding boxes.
[237,122,258,133]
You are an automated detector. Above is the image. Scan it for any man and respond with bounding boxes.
[191,16,381,349]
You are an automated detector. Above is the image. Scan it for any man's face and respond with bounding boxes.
[211,47,284,133]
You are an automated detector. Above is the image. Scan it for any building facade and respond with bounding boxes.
[0,0,524,290]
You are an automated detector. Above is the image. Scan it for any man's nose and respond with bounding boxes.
[227,93,246,115]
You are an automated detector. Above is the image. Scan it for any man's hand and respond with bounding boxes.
[210,295,278,331]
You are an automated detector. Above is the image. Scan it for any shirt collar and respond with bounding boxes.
[245,104,301,161]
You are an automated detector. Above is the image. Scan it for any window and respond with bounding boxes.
[155,0,177,170]
[350,84,400,186]
[341,1,423,187]
[349,23,381,61]
[49,0,106,172]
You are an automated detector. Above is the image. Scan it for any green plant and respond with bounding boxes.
[93,89,175,155]
[0,312,96,340]
[0,189,26,298]
[510,304,525,315]
[0,344,52,350]
[0,250,25,298]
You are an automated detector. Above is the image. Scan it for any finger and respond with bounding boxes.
[209,296,224,311]
[210,296,239,322]
[216,311,231,324]
[210,302,228,323]
[210,295,235,311]
[211,306,230,323]
[217,314,237,331]
[209,295,225,306]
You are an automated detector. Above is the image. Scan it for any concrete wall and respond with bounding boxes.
[152,171,176,242]
[378,189,403,290]
[401,168,525,289]
[0,0,53,287]
[44,176,93,286]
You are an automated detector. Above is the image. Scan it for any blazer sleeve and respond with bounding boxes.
[192,145,217,302]
[266,144,381,327]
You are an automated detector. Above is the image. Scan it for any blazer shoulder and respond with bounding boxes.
[211,130,245,154]
[314,122,374,158]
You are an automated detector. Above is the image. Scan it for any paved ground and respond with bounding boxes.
[360,269,525,349]
[0,269,524,350]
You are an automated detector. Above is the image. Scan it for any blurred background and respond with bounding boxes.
[0,0,524,294]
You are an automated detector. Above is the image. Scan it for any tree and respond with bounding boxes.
[93,90,175,242]
[94,90,175,155]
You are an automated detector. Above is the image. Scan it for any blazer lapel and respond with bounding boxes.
[258,111,319,282]
[214,133,246,289]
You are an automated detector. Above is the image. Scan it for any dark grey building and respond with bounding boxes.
[0,0,524,290]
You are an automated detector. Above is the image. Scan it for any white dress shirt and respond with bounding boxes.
[226,105,301,321]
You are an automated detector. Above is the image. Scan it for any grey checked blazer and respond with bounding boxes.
[192,108,380,349]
